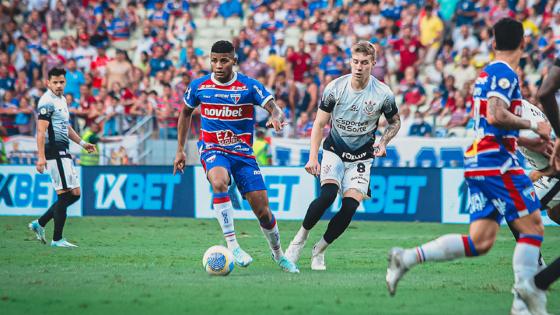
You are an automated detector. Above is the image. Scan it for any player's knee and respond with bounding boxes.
[472,238,494,255]
[209,179,229,193]
[547,206,560,225]
[318,183,338,206]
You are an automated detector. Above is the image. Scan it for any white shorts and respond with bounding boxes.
[320,149,373,198]
[46,157,80,191]
[534,176,560,209]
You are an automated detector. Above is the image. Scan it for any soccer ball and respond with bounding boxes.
[202,245,235,276]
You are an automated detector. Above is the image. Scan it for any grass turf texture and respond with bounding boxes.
[0,217,558,315]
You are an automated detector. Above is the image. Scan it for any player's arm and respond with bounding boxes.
[174,106,195,175]
[374,94,401,157]
[537,62,560,170]
[537,63,560,136]
[487,97,550,138]
[68,125,96,153]
[36,119,49,174]
[263,99,286,132]
[306,108,331,176]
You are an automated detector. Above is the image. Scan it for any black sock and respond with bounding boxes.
[302,184,338,230]
[323,197,360,244]
[38,202,57,227]
[507,219,545,266]
[52,192,80,241]
[535,256,560,291]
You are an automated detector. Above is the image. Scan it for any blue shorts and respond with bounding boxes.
[200,150,266,195]
[466,173,541,223]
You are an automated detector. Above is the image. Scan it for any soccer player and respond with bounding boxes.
[524,55,560,312]
[386,18,551,315]
[285,41,401,270]
[173,40,298,273]
[28,67,96,247]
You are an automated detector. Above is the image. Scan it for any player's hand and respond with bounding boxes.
[535,121,551,140]
[83,143,97,153]
[266,109,288,132]
[36,158,47,174]
[520,137,551,156]
[305,158,321,177]
[550,138,560,172]
[173,151,187,175]
[373,143,387,157]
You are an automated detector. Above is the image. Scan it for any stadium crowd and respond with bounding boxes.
[0,0,557,148]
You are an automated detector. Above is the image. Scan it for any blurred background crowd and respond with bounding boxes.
[0,0,557,161]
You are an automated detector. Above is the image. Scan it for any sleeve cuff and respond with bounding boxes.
[486,92,511,108]
[183,98,196,109]
[259,95,274,107]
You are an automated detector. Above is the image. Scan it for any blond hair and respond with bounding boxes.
[351,41,377,61]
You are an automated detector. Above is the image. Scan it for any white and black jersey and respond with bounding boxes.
[37,89,71,159]
[37,89,79,191]
[319,74,397,162]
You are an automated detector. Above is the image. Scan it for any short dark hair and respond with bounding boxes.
[493,18,524,51]
[211,40,235,54]
[48,67,66,79]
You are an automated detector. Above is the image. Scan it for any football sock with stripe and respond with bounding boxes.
[213,192,240,250]
[402,234,477,268]
[259,214,283,261]
[507,219,545,267]
[513,234,543,283]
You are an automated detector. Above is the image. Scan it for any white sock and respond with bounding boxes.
[313,237,329,254]
[293,226,310,243]
[513,234,543,283]
[402,234,471,268]
[213,193,239,250]
[260,215,283,260]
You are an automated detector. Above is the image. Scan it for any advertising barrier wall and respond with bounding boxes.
[81,166,194,217]
[0,165,81,216]
[0,165,557,226]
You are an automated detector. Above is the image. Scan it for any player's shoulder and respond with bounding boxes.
[37,92,54,107]
[484,61,517,78]
[235,72,261,86]
[325,74,351,91]
[369,75,394,98]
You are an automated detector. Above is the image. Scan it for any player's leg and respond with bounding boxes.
[386,176,503,296]
[510,211,549,315]
[386,218,498,296]
[310,158,372,270]
[504,173,548,315]
[534,256,560,291]
[203,153,252,266]
[286,150,342,263]
[547,204,560,224]
[244,189,298,273]
[50,157,81,247]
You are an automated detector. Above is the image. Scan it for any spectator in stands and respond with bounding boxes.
[409,112,432,137]
[15,96,33,135]
[450,55,477,91]
[106,49,134,90]
[296,111,313,138]
[392,24,423,80]
[400,67,426,109]
[455,0,477,27]
[64,59,85,100]
[0,124,6,164]
[419,4,443,64]
[446,93,470,131]
[73,34,97,72]
[240,48,270,79]
[149,0,171,30]
[147,45,173,77]
[319,44,344,82]
[253,128,272,166]
[453,25,479,53]
[488,0,515,25]
[218,0,243,20]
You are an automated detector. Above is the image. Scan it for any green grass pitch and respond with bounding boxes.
[0,216,558,315]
